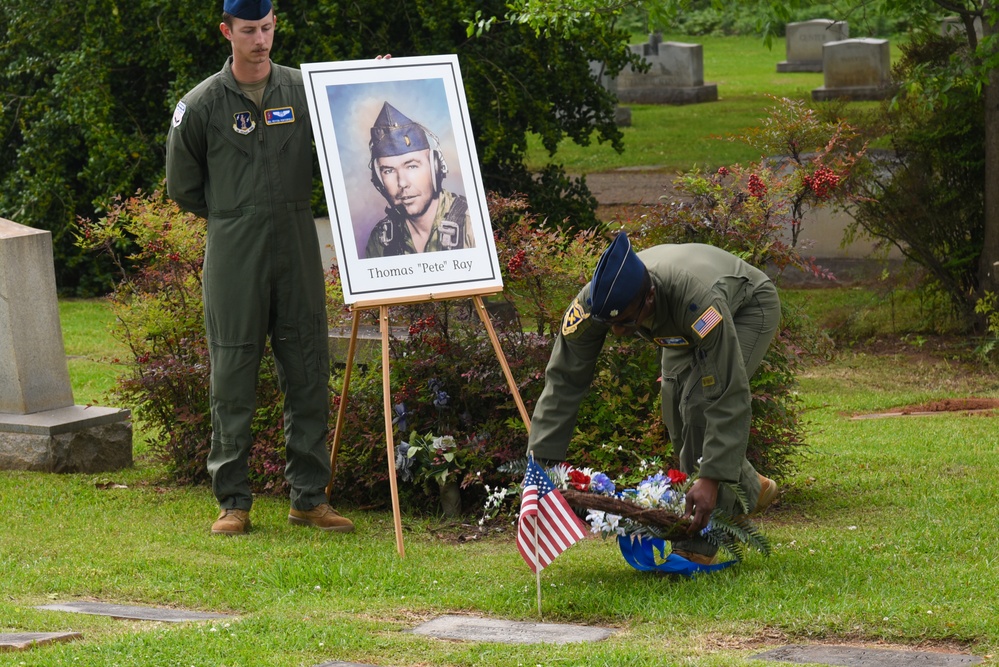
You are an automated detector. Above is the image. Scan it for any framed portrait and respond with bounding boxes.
[302,55,503,305]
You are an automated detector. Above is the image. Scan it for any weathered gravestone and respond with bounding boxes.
[812,38,891,102]
[941,15,984,40]
[778,19,850,72]
[754,643,981,666]
[609,33,718,105]
[410,615,614,645]
[0,217,132,472]
[0,632,82,652]
[35,601,231,622]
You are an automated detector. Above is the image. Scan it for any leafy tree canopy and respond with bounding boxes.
[0,0,637,293]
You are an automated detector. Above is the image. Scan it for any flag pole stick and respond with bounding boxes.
[534,518,542,618]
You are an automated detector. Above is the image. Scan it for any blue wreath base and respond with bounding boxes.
[617,535,736,577]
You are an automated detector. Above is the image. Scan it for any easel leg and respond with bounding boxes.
[326,309,361,500]
[473,295,532,434]
[380,305,406,557]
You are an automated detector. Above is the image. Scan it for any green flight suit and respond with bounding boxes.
[165,57,332,512]
[365,190,474,257]
[527,243,781,556]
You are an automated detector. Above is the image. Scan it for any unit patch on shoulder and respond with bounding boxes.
[264,107,295,125]
[172,101,187,128]
[561,298,590,337]
[653,336,689,348]
[691,305,723,338]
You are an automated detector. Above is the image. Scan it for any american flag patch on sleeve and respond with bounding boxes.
[691,306,723,338]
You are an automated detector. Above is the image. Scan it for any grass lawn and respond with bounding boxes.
[1,296,997,666]
[526,34,895,174]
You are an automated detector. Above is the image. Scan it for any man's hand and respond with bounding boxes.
[683,477,719,533]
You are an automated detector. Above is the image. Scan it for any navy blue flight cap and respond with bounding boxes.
[588,232,647,319]
[224,0,272,20]
[370,102,431,159]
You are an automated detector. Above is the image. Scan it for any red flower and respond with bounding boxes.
[666,469,688,485]
[567,470,591,491]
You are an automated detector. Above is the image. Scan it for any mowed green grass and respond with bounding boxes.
[526,34,895,173]
[1,292,997,666]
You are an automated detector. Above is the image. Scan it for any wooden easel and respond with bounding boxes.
[325,288,532,557]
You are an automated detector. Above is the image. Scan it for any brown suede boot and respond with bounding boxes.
[672,549,717,565]
[753,474,779,514]
[211,508,250,535]
[288,503,354,533]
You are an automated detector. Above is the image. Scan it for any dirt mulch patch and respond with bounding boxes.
[852,397,999,420]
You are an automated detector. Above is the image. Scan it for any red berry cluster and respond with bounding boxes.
[506,249,527,275]
[747,173,767,198]
[803,166,840,199]
[716,166,730,177]
[408,314,438,336]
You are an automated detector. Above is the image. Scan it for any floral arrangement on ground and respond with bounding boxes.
[486,458,771,563]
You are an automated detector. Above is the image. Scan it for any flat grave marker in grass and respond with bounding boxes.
[410,615,614,645]
[0,632,82,652]
[754,644,981,666]
[35,601,232,623]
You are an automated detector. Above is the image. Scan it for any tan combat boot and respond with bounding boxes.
[211,508,250,535]
[753,474,779,514]
[288,503,354,533]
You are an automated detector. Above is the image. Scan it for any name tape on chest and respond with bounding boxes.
[691,306,723,338]
[264,107,295,125]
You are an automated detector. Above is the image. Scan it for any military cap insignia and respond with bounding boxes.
[232,111,256,135]
[653,336,689,347]
[561,298,590,336]
[691,306,722,338]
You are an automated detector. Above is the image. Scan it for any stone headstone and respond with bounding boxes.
[313,663,378,667]
[611,36,718,105]
[941,16,983,40]
[754,644,981,666]
[35,601,232,622]
[0,217,132,472]
[0,218,74,414]
[778,20,849,72]
[410,615,614,645]
[0,632,82,652]
[812,38,891,102]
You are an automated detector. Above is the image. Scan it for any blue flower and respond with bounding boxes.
[591,472,615,494]
[395,442,414,482]
[392,403,407,432]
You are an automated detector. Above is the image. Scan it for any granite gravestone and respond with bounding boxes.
[754,644,981,666]
[0,217,132,472]
[35,601,231,622]
[410,615,614,645]
[610,34,718,105]
[778,20,849,72]
[812,38,891,102]
[0,632,82,652]
[941,15,983,40]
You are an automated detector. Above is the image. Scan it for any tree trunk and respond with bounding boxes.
[979,2,999,298]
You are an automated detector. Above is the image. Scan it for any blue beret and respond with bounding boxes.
[588,232,647,319]
[224,0,272,20]
[370,102,431,159]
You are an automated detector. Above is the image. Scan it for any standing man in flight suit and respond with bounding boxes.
[527,232,781,564]
[166,0,353,535]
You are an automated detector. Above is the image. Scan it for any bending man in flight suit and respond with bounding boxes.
[166,0,353,535]
[527,232,781,563]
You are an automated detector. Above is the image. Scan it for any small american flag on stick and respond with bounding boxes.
[517,457,588,573]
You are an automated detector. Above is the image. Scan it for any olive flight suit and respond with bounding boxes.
[365,189,474,257]
[527,243,781,556]
[165,57,332,512]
